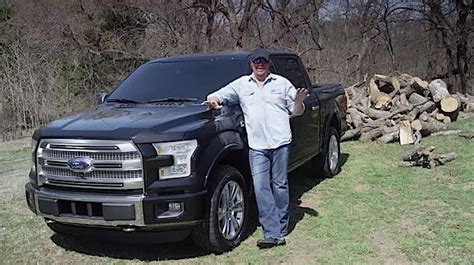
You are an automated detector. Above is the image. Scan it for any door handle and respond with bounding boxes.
[312,105,320,111]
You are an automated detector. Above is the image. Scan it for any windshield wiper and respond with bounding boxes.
[147,97,199,103]
[107,98,143,104]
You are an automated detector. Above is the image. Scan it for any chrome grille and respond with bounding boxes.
[37,139,143,190]
[42,167,143,179]
[42,150,140,161]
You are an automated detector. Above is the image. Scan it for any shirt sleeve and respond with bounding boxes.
[207,78,240,105]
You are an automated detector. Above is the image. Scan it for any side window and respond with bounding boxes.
[271,57,307,88]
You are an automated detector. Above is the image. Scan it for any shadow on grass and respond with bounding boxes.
[50,153,350,261]
[286,152,349,235]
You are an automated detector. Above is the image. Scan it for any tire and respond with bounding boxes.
[192,165,248,253]
[312,127,341,177]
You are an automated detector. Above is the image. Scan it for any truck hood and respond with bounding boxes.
[37,103,213,142]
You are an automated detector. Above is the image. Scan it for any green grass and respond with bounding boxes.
[0,119,473,264]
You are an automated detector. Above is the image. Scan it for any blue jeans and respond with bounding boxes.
[249,144,290,239]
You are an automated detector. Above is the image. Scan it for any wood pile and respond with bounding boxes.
[342,74,474,144]
[400,145,457,168]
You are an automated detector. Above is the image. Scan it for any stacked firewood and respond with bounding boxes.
[342,74,474,144]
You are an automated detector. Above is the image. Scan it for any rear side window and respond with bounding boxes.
[271,57,307,88]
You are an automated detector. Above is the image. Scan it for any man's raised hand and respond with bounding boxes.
[294,88,309,104]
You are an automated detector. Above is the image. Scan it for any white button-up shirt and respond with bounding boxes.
[208,73,301,150]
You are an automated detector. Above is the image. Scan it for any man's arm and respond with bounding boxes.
[206,79,240,109]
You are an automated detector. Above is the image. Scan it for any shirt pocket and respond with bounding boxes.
[241,90,256,106]
[268,89,285,107]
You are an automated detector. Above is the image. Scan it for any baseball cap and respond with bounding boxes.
[250,48,270,61]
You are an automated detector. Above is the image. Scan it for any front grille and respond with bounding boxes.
[43,167,142,179]
[42,150,140,161]
[37,139,144,190]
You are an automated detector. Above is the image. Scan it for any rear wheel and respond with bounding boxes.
[192,165,247,253]
[312,127,341,177]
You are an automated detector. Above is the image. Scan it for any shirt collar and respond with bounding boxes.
[249,73,276,83]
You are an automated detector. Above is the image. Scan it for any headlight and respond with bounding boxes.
[152,140,198,180]
[30,139,38,181]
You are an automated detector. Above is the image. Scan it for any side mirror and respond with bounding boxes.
[96,93,109,105]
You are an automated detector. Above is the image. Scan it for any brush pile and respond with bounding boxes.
[343,74,474,144]
[400,145,457,168]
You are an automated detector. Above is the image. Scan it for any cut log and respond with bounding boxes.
[341,128,362,141]
[440,96,460,113]
[376,131,399,144]
[411,120,422,131]
[359,127,384,142]
[402,145,435,161]
[400,93,413,109]
[375,92,391,109]
[433,152,457,166]
[459,133,474,139]
[399,120,414,145]
[431,130,461,136]
[413,77,428,89]
[466,103,474,113]
[399,85,415,96]
[443,116,451,124]
[419,112,446,136]
[434,113,447,121]
[347,108,366,128]
[418,101,436,113]
[408,93,428,105]
[368,108,391,119]
[368,78,379,104]
[440,96,460,121]
[428,79,450,102]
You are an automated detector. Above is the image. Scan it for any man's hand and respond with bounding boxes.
[203,96,222,109]
[294,88,309,104]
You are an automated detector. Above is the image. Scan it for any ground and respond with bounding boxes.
[0,119,473,264]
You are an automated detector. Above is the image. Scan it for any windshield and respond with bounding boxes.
[107,59,249,103]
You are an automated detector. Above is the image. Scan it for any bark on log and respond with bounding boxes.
[341,128,362,141]
[418,101,437,113]
[359,127,384,142]
[347,108,366,128]
[376,131,399,144]
[433,152,457,166]
[408,93,428,105]
[419,112,446,136]
[431,130,462,136]
[428,79,450,102]
[459,133,474,139]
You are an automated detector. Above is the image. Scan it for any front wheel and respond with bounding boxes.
[192,166,247,253]
[312,127,341,177]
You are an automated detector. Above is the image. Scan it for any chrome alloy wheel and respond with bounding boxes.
[217,180,245,240]
[328,134,339,172]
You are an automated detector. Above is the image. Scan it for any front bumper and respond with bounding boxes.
[25,183,206,230]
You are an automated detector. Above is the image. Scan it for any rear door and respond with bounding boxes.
[270,55,321,167]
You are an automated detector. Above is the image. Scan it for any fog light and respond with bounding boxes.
[169,202,183,212]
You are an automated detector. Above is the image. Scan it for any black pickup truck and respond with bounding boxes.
[25,51,347,252]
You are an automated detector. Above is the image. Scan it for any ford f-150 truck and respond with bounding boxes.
[25,50,347,252]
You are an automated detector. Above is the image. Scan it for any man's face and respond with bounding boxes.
[251,58,271,78]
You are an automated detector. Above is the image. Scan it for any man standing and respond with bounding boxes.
[206,48,307,249]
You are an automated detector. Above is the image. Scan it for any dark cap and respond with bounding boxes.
[250,48,270,61]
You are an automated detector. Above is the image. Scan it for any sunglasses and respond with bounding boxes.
[252,58,269,65]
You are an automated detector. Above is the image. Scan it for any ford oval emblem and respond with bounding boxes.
[67,157,93,173]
